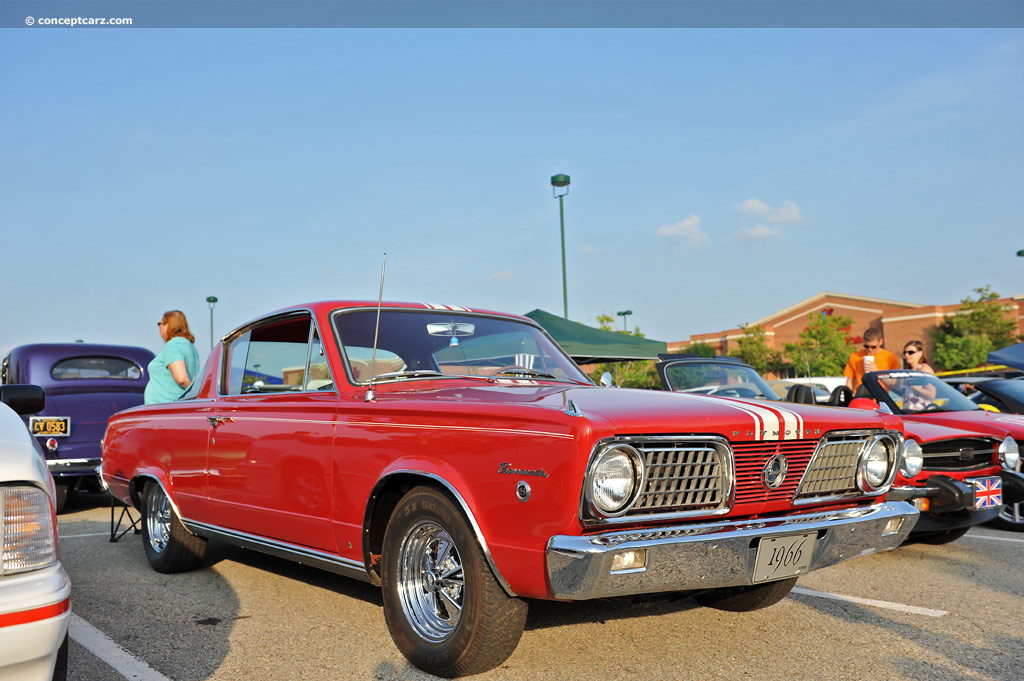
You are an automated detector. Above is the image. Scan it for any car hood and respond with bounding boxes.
[375,381,902,442]
[899,418,1000,444]
[902,410,1023,440]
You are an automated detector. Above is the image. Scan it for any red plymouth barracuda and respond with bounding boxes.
[101,302,919,677]
[854,370,1024,533]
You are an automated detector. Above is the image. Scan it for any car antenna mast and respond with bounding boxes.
[365,253,387,402]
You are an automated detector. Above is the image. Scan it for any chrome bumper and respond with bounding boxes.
[546,502,918,600]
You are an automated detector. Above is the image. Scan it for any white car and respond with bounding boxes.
[0,385,70,681]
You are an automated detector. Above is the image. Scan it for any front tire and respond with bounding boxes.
[381,486,527,677]
[141,481,207,573]
[695,577,798,612]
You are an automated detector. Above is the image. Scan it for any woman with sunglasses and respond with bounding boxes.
[144,310,200,404]
[900,340,936,411]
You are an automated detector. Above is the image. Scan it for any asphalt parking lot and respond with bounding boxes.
[59,493,1023,681]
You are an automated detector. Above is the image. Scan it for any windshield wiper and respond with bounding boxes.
[371,370,445,382]
[489,368,558,380]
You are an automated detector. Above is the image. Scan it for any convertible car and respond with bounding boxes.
[101,301,918,677]
[853,370,1024,533]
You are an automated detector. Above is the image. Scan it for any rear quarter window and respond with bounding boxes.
[52,357,143,380]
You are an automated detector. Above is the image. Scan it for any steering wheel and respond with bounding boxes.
[923,403,940,412]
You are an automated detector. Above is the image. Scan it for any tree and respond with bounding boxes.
[930,286,1020,370]
[673,342,718,358]
[589,315,660,388]
[729,323,784,375]
[783,313,857,376]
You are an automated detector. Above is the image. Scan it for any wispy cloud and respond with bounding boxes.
[739,198,772,216]
[489,270,515,281]
[767,200,804,223]
[656,215,708,247]
[580,244,600,255]
[740,224,783,240]
[738,198,804,223]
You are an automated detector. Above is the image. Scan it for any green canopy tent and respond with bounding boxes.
[524,309,668,364]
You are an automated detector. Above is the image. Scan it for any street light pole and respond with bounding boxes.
[551,174,571,319]
[206,296,218,349]
[616,309,633,332]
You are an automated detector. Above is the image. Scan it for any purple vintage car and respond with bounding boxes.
[2,343,155,511]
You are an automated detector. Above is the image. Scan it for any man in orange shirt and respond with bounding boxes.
[844,327,900,393]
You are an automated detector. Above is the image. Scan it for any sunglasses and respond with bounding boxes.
[863,344,880,350]
[157,321,167,327]
[903,349,920,355]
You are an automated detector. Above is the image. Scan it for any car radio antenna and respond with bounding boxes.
[365,252,386,402]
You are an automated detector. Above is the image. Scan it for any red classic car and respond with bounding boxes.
[101,301,919,677]
[855,371,1024,533]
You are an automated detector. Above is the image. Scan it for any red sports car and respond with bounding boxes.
[101,301,919,677]
[855,370,1024,533]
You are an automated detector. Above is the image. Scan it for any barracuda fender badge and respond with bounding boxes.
[498,462,549,478]
[762,453,788,490]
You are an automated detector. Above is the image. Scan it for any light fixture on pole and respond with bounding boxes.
[1017,249,1024,257]
[551,174,571,319]
[206,296,218,349]
[616,309,633,332]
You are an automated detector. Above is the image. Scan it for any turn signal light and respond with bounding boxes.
[610,549,646,573]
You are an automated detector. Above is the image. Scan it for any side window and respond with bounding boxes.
[241,316,312,393]
[305,330,333,390]
[344,347,405,383]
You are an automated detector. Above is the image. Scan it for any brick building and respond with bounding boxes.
[669,291,1024,374]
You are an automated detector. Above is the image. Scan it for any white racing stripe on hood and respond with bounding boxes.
[712,398,805,441]
[695,396,771,441]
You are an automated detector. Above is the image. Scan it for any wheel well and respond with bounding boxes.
[128,475,157,511]
[363,473,456,586]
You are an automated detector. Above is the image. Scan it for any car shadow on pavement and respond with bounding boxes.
[524,593,700,631]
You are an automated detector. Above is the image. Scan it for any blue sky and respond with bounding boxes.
[1,29,1022,358]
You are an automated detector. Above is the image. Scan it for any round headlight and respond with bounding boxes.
[859,436,894,491]
[999,436,1020,470]
[589,445,643,516]
[899,439,924,478]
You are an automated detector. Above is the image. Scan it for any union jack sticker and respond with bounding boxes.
[971,477,1002,509]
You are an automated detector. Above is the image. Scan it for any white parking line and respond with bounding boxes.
[60,532,111,539]
[964,533,1024,544]
[69,614,173,681]
[792,587,948,617]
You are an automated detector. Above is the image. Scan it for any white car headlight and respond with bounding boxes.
[858,435,896,492]
[588,444,644,516]
[900,439,924,478]
[1,485,58,576]
[999,436,1020,470]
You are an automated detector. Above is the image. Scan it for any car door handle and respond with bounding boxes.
[206,416,232,427]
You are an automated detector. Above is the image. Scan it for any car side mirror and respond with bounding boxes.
[599,372,614,387]
[848,397,880,411]
[0,384,45,415]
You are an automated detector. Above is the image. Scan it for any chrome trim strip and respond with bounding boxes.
[547,501,919,600]
[182,520,370,583]
[579,436,736,527]
[46,457,100,465]
[371,469,517,597]
[129,475,194,536]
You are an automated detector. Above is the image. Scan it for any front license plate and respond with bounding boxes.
[29,416,70,437]
[753,532,816,583]
[970,476,1002,509]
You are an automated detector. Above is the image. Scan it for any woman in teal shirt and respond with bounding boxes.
[144,310,200,404]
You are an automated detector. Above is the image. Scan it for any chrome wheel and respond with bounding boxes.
[396,520,465,642]
[998,501,1023,526]
[145,485,171,554]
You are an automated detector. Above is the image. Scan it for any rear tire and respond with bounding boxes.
[695,577,798,612]
[381,486,527,677]
[53,483,69,514]
[141,481,206,573]
[916,526,970,544]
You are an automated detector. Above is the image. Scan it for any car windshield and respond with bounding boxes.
[662,361,780,400]
[333,309,589,384]
[862,371,981,414]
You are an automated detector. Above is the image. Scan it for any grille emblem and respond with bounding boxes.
[763,454,789,490]
[959,447,975,462]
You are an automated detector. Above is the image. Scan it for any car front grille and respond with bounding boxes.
[921,437,996,471]
[794,432,876,501]
[732,440,818,505]
[624,439,729,516]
